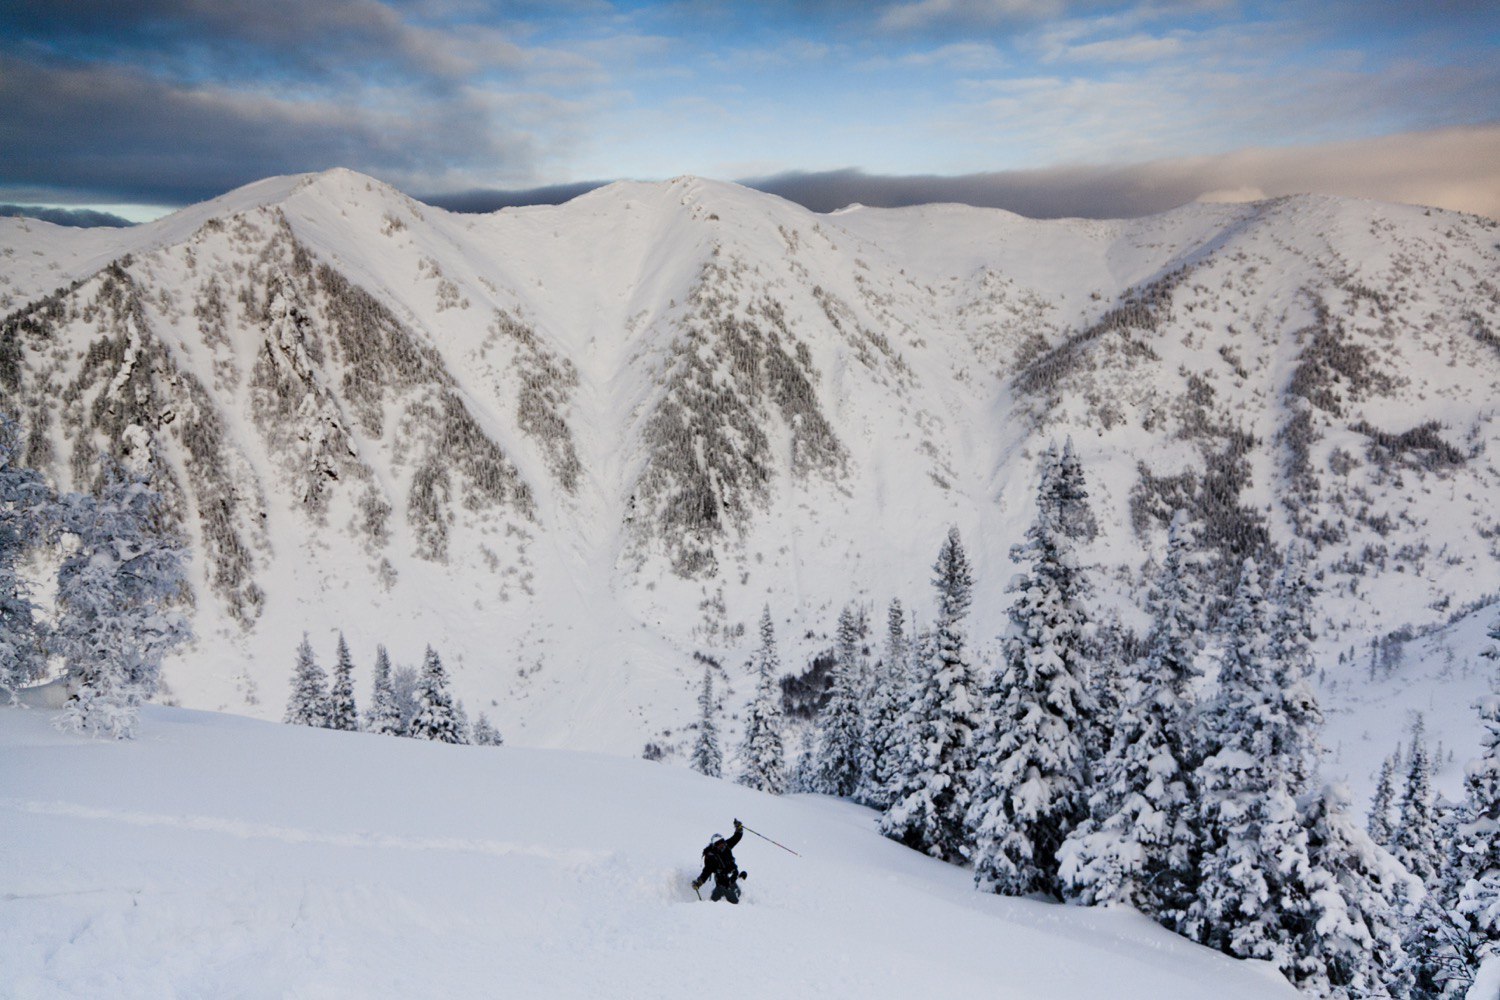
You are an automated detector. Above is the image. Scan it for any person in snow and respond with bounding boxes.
[692,819,748,903]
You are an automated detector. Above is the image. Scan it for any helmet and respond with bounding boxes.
[709,833,724,845]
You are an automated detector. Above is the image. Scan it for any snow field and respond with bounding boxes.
[1,705,1298,999]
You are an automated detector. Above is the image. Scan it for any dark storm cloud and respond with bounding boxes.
[0,55,538,205]
[0,0,519,82]
[0,205,135,228]
[739,127,1500,219]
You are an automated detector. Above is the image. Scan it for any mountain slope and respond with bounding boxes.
[0,703,1299,999]
[2,171,1497,759]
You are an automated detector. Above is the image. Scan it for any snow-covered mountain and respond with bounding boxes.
[3,169,1498,760]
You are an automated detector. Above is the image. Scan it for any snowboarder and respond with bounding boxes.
[692,819,748,903]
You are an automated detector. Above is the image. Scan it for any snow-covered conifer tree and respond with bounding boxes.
[691,663,723,778]
[1295,783,1417,997]
[1059,511,1202,918]
[1368,753,1399,849]
[0,417,52,696]
[472,711,504,746]
[284,633,331,728]
[881,528,980,863]
[859,599,909,808]
[969,450,1096,896]
[812,605,868,798]
[410,645,465,744]
[364,644,402,735]
[327,632,358,731]
[736,606,788,794]
[1394,716,1441,885]
[1411,694,1500,998]
[1267,546,1323,787]
[54,464,191,738]
[1186,560,1312,969]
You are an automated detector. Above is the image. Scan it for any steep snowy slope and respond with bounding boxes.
[0,703,1299,999]
[2,171,1497,763]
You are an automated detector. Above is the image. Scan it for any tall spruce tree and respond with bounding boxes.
[1268,546,1323,787]
[691,663,723,778]
[410,645,465,743]
[736,606,788,794]
[813,605,868,798]
[0,417,52,697]
[969,450,1096,896]
[859,599,909,808]
[1394,716,1442,885]
[1059,511,1202,918]
[284,633,331,728]
[365,644,402,735]
[327,632,359,731]
[1186,560,1312,970]
[881,527,980,863]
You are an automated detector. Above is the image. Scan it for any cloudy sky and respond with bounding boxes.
[2,0,1497,221]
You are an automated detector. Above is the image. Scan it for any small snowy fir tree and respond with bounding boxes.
[410,645,465,743]
[969,450,1096,897]
[881,527,981,863]
[1059,511,1203,919]
[472,711,504,746]
[1185,560,1313,972]
[1411,694,1500,998]
[812,605,868,798]
[327,632,359,731]
[53,464,191,739]
[735,606,788,793]
[691,663,723,778]
[859,599,910,808]
[1393,716,1442,885]
[364,644,403,735]
[284,633,331,728]
[1368,752,1399,849]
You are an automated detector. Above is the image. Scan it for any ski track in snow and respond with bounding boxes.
[3,798,610,865]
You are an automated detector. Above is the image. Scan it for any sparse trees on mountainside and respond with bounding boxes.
[881,527,980,863]
[736,606,788,794]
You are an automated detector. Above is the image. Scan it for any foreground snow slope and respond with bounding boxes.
[0,706,1295,999]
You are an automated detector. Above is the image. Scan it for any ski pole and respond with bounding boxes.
[739,821,800,857]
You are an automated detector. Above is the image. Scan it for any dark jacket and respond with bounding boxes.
[697,827,744,887]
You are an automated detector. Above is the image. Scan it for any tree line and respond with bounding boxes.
[282,632,503,746]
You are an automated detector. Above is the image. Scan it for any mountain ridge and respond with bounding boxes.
[2,169,1497,760]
